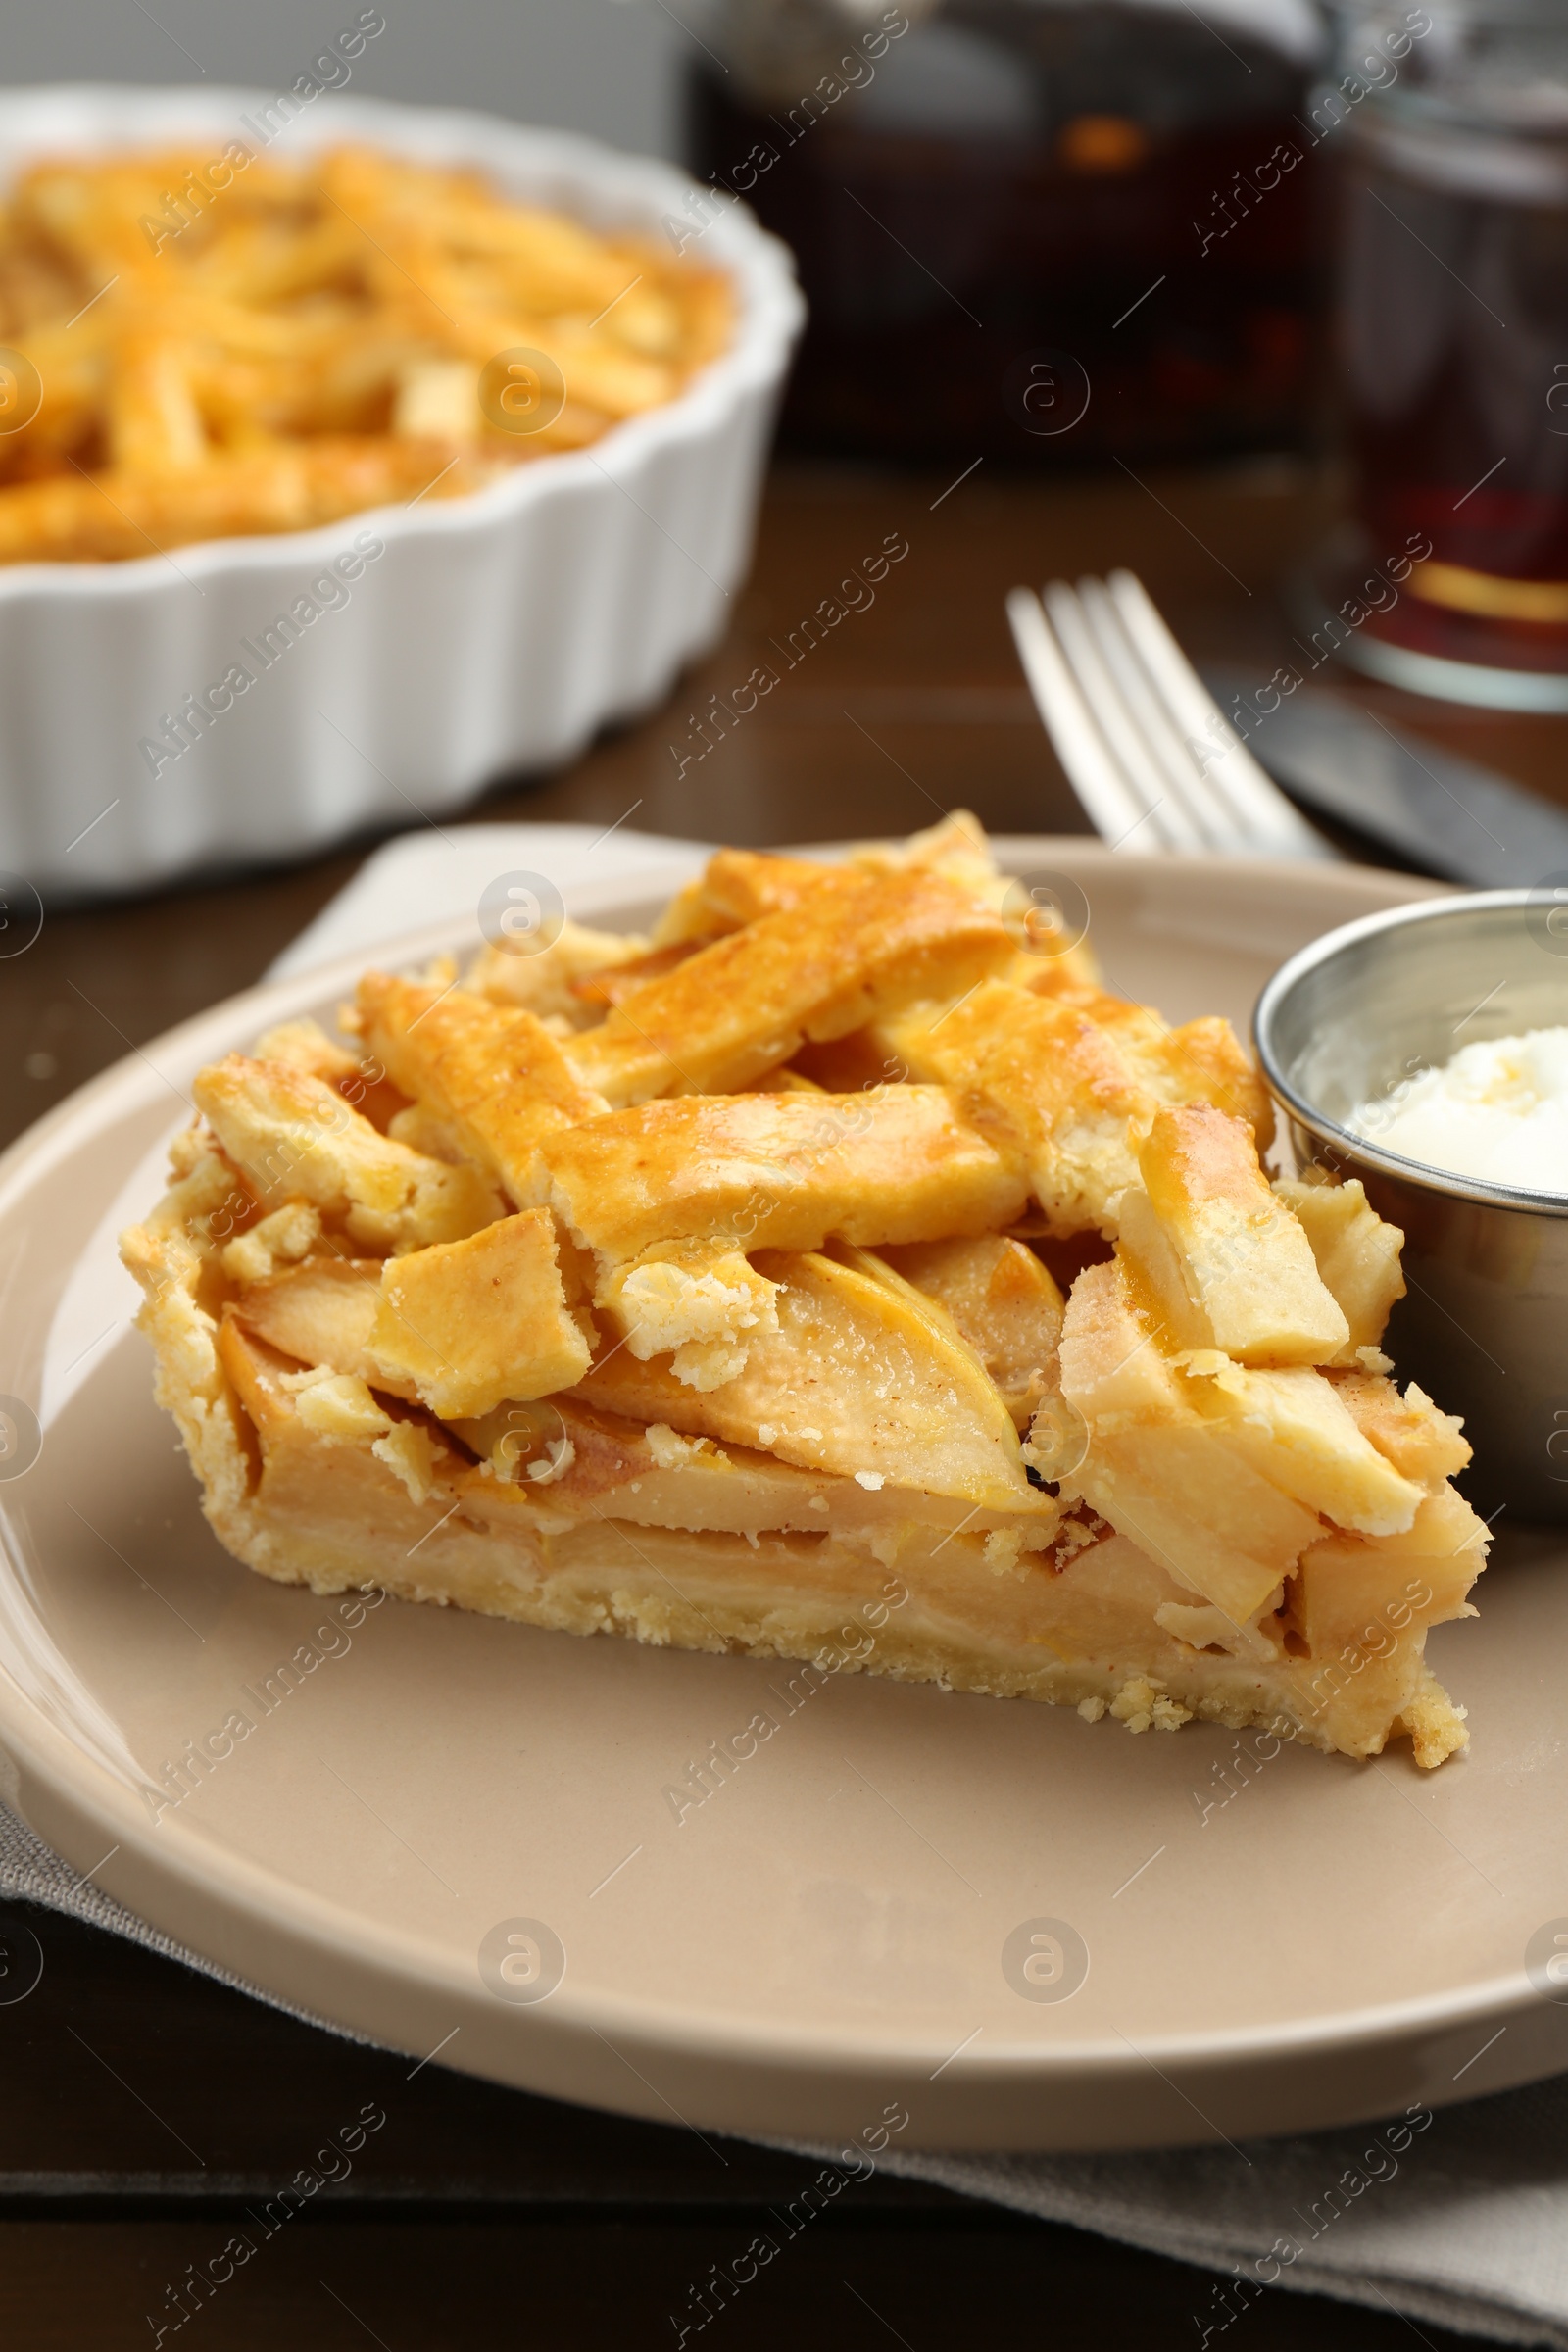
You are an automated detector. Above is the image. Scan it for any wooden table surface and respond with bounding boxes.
[2,458,1543,2348]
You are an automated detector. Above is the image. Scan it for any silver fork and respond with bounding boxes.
[1006,569,1337,858]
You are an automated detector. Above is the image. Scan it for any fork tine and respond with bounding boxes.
[1005,587,1171,851]
[1074,577,1251,853]
[1052,580,1223,854]
[1104,570,1336,859]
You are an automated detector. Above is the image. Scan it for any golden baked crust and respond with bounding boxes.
[0,146,732,560]
[565,865,1017,1104]
[122,816,1488,1767]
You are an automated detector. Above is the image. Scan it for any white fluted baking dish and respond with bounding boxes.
[0,86,803,898]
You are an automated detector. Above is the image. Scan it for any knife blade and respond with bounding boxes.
[1200,666,1568,890]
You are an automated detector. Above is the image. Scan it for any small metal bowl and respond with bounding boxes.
[1253,888,1568,1525]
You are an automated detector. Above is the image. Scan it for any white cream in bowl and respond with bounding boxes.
[1349,1026,1568,1191]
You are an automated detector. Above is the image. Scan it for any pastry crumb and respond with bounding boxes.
[372,1420,443,1504]
[646,1423,717,1471]
[984,1528,1027,1579]
[1109,1675,1192,1736]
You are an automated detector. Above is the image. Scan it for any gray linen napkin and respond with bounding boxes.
[869,2100,1568,2350]
[7,822,1563,2349]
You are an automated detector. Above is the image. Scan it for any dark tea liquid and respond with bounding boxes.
[1340,107,1568,669]
[685,8,1321,466]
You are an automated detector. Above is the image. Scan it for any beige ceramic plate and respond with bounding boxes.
[2,843,1565,2153]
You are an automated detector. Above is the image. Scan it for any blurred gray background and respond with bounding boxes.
[3,0,686,159]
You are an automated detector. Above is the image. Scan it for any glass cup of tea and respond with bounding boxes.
[1304,0,1568,709]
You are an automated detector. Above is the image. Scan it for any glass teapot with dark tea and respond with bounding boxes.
[681,0,1327,464]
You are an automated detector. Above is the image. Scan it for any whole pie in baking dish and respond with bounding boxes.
[122,816,1488,1767]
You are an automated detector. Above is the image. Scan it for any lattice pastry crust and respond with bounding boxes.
[122,814,1486,1766]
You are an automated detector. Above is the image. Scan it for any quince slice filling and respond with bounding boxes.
[578,1248,1039,1511]
[122,814,1487,1768]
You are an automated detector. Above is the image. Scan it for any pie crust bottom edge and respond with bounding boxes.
[188,1379,1468,1772]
